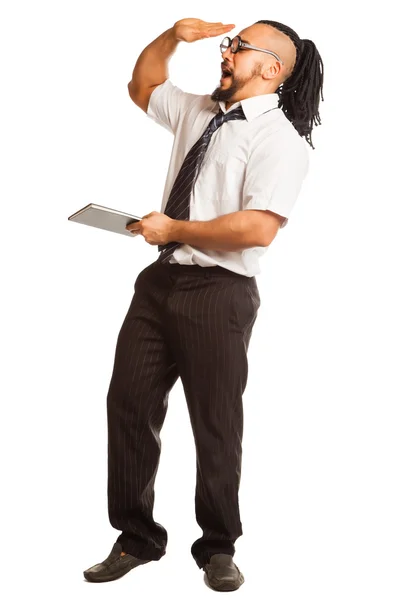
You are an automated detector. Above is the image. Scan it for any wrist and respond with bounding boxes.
[169,218,184,243]
[169,25,181,44]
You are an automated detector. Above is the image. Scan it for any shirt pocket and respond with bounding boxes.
[202,148,246,212]
[203,146,245,170]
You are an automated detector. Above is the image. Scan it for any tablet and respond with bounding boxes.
[68,203,143,237]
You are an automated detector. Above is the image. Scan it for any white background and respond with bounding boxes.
[1,1,410,598]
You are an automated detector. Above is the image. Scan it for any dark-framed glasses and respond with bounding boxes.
[220,35,284,65]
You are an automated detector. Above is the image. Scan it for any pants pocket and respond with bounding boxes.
[245,277,260,310]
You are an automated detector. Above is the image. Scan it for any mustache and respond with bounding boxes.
[221,62,233,73]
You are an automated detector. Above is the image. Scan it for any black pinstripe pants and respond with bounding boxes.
[106,259,260,569]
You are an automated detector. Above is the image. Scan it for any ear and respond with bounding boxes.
[262,63,281,81]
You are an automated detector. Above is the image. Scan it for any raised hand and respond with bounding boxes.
[173,19,235,43]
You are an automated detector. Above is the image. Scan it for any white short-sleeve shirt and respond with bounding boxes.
[146,79,309,277]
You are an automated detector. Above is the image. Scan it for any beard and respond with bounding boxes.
[210,64,262,103]
[210,74,244,102]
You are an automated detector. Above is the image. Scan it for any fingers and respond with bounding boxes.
[126,222,140,234]
[204,22,235,37]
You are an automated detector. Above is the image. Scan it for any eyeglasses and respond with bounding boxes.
[220,35,284,65]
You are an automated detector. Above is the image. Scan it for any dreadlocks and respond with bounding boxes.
[255,20,324,150]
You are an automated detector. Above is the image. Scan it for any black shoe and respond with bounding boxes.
[83,542,151,582]
[203,554,245,592]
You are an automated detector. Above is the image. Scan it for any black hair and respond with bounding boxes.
[255,20,324,150]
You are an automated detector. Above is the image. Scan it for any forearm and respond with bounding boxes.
[170,211,267,252]
[128,27,180,94]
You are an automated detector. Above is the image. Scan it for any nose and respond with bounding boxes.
[221,46,234,61]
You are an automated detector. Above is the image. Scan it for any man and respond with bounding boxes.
[83,17,324,592]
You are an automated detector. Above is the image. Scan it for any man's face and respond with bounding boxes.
[210,27,266,104]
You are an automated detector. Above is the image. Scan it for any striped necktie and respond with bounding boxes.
[157,106,247,263]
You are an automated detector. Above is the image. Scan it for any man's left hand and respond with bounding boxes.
[126,211,175,245]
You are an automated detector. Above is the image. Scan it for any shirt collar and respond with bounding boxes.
[212,92,280,122]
